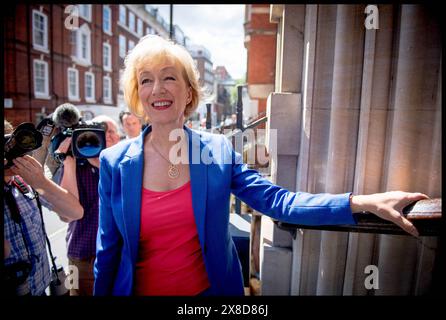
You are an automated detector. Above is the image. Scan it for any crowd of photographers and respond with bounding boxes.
[4,103,143,296]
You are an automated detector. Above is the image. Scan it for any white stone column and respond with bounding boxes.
[343,5,395,296]
[377,4,442,295]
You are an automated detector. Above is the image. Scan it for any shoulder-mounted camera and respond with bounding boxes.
[51,120,107,160]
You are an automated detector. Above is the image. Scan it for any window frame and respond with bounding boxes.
[128,11,135,32]
[119,5,126,25]
[32,10,48,53]
[103,42,112,72]
[78,4,92,22]
[128,39,135,51]
[103,75,112,104]
[73,24,92,66]
[137,18,143,36]
[103,5,112,35]
[85,71,95,102]
[67,67,80,101]
[33,59,49,99]
[119,34,127,58]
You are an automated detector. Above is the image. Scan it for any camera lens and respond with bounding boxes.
[75,131,102,157]
[15,129,39,150]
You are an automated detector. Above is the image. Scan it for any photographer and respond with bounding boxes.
[3,120,84,296]
[56,115,120,296]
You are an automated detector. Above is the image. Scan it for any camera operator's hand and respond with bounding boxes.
[87,157,100,169]
[11,155,47,190]
[56,137,72,154]
[10,155,83,222]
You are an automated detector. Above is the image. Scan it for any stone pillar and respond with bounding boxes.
[316,5,365,295]
[343,5,394,296]
[377,5,441,295]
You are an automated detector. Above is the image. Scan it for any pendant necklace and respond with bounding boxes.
[150,139,180,179]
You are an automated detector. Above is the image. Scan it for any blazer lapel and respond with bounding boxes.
[186,126,208,250]
[119,126,208,265]
[119,126,151,266]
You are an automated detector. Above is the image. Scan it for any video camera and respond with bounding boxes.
[51,120,107,161]
[4,122,43,169]
[46,103,107,162]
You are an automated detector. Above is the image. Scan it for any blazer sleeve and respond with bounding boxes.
[94,152,122,295]
[224,136,357,226]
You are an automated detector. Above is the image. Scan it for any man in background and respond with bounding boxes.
[119,110,142,139]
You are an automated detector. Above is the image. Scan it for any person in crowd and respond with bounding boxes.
[93,35,428,296]
[119,110,143,139]
[4,119,83,296]
[56,114,120,296]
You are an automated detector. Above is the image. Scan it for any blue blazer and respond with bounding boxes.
[93,125,356,295]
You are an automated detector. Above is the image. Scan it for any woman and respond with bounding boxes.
[93,35,428,296]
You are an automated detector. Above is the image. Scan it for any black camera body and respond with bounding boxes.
[51,120,107,160]
[4,122,43,169]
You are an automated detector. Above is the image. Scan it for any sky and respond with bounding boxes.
[154,5,247,80]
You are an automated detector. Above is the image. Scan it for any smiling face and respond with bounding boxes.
[122,113,141,138]
[137,60,192,127]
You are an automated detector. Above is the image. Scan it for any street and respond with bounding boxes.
[43,203,69,273]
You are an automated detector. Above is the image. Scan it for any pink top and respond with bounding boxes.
[134,181,210,296]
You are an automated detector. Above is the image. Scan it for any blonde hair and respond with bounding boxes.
[121,35,204,123]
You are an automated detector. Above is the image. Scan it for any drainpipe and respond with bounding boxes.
[50,5,58,109]
[26,4,33,122]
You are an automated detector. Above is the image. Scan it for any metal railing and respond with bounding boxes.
[275,198,442,237]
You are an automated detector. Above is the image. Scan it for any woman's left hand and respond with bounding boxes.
[351,191,430,237]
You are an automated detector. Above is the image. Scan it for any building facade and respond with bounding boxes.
[188,43,216,123]
[259,4,441,295]
[3,4,169,126]
[244,4,277,119]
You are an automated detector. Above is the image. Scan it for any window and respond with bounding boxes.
[33,60,49,98]
[103,5,112,34]
[32,10,48,52]
[119,5,126,25]
[128,40,135,51]
[103,76,112,104]
[103,43,112,71]
[119,34,126,58]
[85,72,95,102]
[71,24,91,65]
[81,33,88,59]
[128,11,135,32]
[137,18,143,36]
[78,5,91,21]
[67,68,79,101]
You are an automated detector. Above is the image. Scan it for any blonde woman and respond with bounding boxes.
[93,35,428,296]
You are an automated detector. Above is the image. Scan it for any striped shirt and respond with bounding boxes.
[66,159,99,259]
[4,176,53,296]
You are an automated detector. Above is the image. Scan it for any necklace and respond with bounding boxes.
[150,139,180,179]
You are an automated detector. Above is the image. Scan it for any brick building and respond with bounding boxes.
[244,4,277,118]
[3,4,169,127]
[188,43,215,122]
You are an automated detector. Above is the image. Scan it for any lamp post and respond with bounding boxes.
[169,4,173,40]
